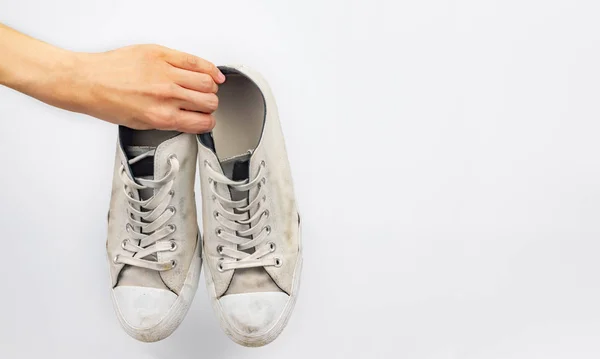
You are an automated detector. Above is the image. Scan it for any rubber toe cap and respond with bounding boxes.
[219,292,290,337]
[113,286,178,330]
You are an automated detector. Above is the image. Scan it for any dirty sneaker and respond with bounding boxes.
[197,65,302,347]
[106,128,201,342]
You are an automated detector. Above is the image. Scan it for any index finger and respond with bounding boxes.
[164,49,225,84]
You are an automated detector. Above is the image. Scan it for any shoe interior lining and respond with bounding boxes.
[212,73,265,161]
[122,129,180,147]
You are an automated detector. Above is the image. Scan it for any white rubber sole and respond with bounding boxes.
[204,224,303,347]
[109,233,202,343]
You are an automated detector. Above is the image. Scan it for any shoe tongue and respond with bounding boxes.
[124,146,155,179]
[221,153,251,181]
[118,146,165,290]
[117,131,181,291]
[124,145,155,200]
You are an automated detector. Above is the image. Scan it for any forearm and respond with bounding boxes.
[0,24,82,110]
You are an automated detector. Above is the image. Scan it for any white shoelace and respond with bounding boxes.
[204,161,280,271]
[114,150,179,271]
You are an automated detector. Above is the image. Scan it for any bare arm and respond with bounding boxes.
[0,23,224,133]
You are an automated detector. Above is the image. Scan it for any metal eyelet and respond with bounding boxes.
[215,228,223,236]
[274,258,282,267]
[170,259,177,268]
[168,224,176,232]
[263,210,269,218]
[121,240,128,250]
[217,258,225,272]
[113,255,120,264]
[125,223,133,231]
[264,225,271,234]
[169,240,177,251]
[268,242,276,252]
[217,245,224,254]
[168,206,176,214]
[213,211,219,219]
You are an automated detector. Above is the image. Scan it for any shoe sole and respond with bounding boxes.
[204,222,303,347]
[109,232,202,342]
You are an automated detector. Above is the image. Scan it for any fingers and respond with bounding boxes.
[175,88,219,113]
[171,68,218,93]
[144,107,215,133]
[172,110,215,134]
[141,84,218,132]
[164,49,225,84]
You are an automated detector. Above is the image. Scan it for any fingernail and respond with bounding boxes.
[217,71,226,83]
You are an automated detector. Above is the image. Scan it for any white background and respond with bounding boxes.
[1,0,600,358]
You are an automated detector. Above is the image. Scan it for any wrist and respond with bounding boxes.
[0,24,100,116]
[50,51,95,114]
[37,49,92,113]
[3,44,87,112]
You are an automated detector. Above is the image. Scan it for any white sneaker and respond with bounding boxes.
[197,65,303,347]
[106,128,202,342]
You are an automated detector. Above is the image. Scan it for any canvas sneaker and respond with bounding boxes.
[106,128,201,342]
[197,65,303,347]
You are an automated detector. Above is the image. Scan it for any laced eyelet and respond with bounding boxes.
[213,211,219,219]
[170,259,177,268]
[274,257,282,267]
[264,225,271,234]
[168,224,176,232]
[113,255,120,264]
[168,206,176,214]
[216,228,223,236]
[125,223,133,231]
[121,240,128,250]
[217,258,225,272]
[168,154,177,162]
[217,245,224,254]
[263,210,270,218]
[128,192,134,198]
[169,240,177,251]
[268,242,276,252]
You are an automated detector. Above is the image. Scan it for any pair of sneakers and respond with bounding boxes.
[105,65,302,346]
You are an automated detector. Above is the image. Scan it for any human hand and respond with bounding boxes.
[0,25,224,133]
[66,45,224,133]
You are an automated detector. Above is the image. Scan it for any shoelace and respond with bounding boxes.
[114,150,179,271]
[204,161,280,271]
